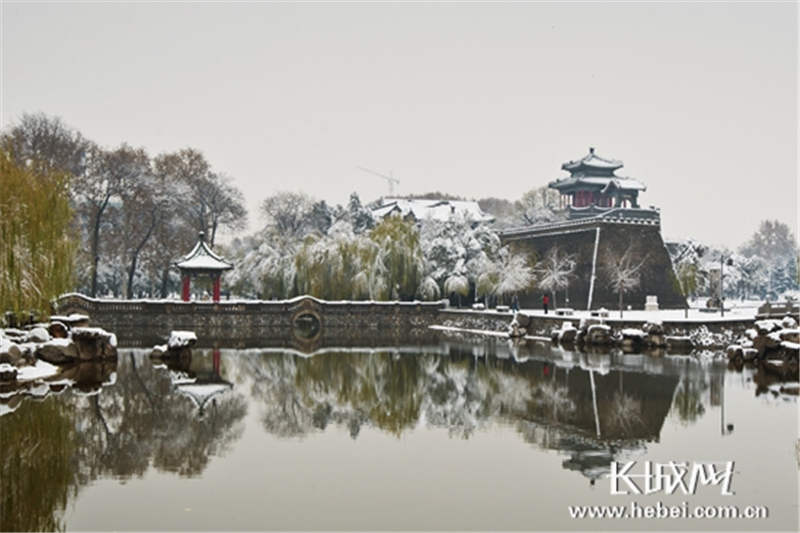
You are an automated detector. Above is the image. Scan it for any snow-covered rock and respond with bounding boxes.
[48,313,90,327]
[755,319,781,335]
[586,324,612,345]
[48,321,69,339]
[70,327,118,360]
[26,327,50,343]
[35,338,78,364]
[150,344,168,357]
[168,331,197,349]
[620,328,646,338]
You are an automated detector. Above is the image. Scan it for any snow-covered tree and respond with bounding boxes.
[417,275,441,301]
[347,192,375,234]
[444,274,469,307]
[603,246,647,317]
[534,246,576,308]
[226,233,297,299]
[514,186,564,226]
[419,213,501,304]
[738,220,799,299]
[674,262,698,317]
[491,248,535,304]
[308,200,333,234]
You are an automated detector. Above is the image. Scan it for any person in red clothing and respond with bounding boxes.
[542,294,550,314]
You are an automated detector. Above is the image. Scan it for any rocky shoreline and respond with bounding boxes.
[0,313,118,386]
[726,316,799,378]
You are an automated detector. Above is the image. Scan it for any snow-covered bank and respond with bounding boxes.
[1,317,118,389]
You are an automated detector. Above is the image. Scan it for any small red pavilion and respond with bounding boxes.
[175,232,233,302]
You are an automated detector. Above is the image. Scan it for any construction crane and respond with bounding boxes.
[357,166,400,197]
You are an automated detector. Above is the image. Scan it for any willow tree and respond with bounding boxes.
[293,223,377,300]
[368,217,424,301]
[0,152,75,319]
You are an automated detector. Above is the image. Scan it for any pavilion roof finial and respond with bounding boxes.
[589,146,595,155]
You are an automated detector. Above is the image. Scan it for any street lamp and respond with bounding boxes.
[719,255,734,317]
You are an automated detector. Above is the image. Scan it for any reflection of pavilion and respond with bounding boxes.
[172,350,234,417]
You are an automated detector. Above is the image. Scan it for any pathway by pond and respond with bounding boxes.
[1,339,797,531]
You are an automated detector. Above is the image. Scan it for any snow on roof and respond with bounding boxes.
[562,148,623,172]
[372,198,494,223]
[176,233,233,271]
[549,175,646,191]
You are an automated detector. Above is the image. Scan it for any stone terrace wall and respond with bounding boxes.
[438,309,753,338]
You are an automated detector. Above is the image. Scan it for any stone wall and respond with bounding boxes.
[502,221,686,310]
[55,294,446,349]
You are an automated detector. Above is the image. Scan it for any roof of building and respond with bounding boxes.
[562,147,623,174]
[549,175,647,192]
[175,232,233,271]
[372,198,495,223]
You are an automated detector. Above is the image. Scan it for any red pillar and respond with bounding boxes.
[213,349,221,375]
[182,274,191,302]
[213,275,221,303]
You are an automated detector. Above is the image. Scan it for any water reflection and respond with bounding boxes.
[241,348,678,446]
[1,340,796,531]
[0,350,247,531]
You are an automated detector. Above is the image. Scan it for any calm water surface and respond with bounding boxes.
[1,339,797,531]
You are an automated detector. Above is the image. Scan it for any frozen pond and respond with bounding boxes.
[1,340,797,531]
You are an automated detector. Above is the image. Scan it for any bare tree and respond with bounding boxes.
[118,170,170,299]
[260,191,314,240]
[153,150,247,248]
[603,246,647,318]
[0,112,89,176]
[534,246,576,308]
[514,186,563,226]
[204,173,247,247]
[75,144,149,296]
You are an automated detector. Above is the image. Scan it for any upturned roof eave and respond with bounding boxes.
[175,238,234,271]
[549,177,646,192]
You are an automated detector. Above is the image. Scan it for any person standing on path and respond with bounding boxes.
[511,294,519,313]
[543,294,550,314]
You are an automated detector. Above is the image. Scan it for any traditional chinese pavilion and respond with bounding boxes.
[175,232,233,302]
[549,147,647,217]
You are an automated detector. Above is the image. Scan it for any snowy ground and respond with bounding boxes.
[466,300,762,323]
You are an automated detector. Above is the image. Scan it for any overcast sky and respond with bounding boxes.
[2,2,797,248]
